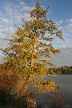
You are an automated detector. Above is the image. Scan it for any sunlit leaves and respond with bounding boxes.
[35,80,56,94]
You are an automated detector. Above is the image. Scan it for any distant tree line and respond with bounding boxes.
[47,66,72,74]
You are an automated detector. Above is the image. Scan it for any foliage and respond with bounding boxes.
[0,64,19,94]
[49,91,67,108]
[47,66,72,74]
[0,87,29,108]
[0,2,64,97]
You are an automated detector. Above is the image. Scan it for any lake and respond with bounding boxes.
[36,75,72,108]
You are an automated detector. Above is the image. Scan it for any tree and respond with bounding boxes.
[1,2,64,97]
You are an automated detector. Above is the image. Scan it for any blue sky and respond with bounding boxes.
[0,0,72,66]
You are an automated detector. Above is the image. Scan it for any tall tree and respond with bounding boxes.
[1,2,64,97]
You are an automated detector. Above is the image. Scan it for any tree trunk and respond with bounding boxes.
[31,34,36,68]
[15,76,29,98]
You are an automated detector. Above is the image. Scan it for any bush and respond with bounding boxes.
[49,91,67,108]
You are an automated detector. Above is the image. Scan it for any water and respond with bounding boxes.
[46,75,72,93]
[55,75,72,107]
[36,75,72,108]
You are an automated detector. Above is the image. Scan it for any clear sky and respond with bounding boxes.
[0,0,72,66]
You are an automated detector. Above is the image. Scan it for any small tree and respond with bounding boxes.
[1,2,64,97]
